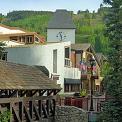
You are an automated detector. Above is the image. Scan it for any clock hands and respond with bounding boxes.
[59,32,63,41]
[56,32,66,41]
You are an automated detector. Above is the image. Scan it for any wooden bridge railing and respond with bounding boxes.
[0,95,56,122]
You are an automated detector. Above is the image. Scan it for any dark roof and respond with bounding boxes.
[47,9,76,29]
[71,43,91,51]
[0,61,61,90]
[64,78,81,84]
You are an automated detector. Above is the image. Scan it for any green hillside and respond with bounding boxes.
[1,8,109,54]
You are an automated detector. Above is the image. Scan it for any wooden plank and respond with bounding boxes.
[23,102,32,122]
[47,90,54,96]
[33,101,41,121]
[12,104,21,122]
[32,90,38,96]
[42,103,48,118]
[9,90,17,98]
[54,90,60,95]
[21,90,28,97]
[39,90,47,96]
[0,96,56,104]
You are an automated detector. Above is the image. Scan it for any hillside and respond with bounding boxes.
[1,8,109,54]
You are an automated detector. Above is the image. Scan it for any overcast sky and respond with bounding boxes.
[0,0,103,15]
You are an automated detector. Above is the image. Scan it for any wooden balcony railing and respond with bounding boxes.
[64,58,71,67]
[78,63,99,79]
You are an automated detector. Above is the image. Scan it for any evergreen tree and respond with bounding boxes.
[0,42,5,59]
[99,0,122,121]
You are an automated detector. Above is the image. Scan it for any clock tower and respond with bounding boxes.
[47,10,76,44]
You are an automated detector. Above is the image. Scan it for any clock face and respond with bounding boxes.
[56,32,66,41]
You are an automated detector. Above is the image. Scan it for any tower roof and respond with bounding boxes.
[47,9,76,29]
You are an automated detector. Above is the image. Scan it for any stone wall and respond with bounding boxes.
[55,106,88,122]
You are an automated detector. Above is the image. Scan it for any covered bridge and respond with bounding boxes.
[0,60,61,122]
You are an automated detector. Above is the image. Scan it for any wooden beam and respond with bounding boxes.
[32,90,38,96]
[33,101,41,121]
[9,90,17,98]
[12,104,21,122]
[0,96,56,104]
[23,102,32,122]
[20,90,28,97]
[39,90,47,96]
[54,89,60,95]
[42,103,48,118]
[47,90,54,96]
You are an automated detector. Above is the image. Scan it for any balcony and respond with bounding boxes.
[64,58,71,67]
[64,67,81,79]
[78,61,99,80]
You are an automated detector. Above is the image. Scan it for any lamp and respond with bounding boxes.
[89,57,95,111]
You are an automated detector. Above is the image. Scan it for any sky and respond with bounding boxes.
[0,0,103,15]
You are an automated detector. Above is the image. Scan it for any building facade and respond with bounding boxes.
[47,10,76,44]
[5,42,81,93]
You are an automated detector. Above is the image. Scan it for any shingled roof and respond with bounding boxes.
[47,9,76,29]
[0,61,61,90]
[71,43,91,51]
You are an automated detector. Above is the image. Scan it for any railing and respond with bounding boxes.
[77,61,99,79]
[0,96,56,122]
[64,58,71,67]
[64,67,81,79]
[56,96,106,112]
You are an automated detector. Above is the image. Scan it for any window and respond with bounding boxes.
[53,49,57,73]
[26,36,33,44]
[64,84,70,92]
[64,84,80,92]
[65,47,70,58]
[64,47,70,66]
[71,84,80,92]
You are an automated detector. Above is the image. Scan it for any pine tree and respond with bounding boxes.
[0,42,5,59]
[100,0,122,121]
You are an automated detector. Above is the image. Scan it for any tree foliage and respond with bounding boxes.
[0,110,11,122]
[0,42,5,58]
[2,9,109,54]
[99,0,122,121]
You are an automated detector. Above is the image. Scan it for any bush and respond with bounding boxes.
[0,110,11,122]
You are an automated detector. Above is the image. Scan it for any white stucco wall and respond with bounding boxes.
[6,42,71,92]
[47,29,75,44]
